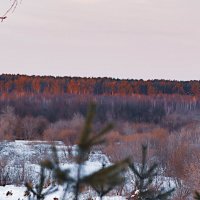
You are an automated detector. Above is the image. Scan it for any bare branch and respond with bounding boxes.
[0,16,7,22]
[1,0,20,21]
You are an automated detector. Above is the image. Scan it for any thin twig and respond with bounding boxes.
[1,0,20,22]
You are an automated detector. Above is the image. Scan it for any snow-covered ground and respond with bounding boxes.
[0,140,110,185]
[0,140,124,199]
[0,140,175,199]
[0,185,125,200]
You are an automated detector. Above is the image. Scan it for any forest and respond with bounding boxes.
[0,74,200,96]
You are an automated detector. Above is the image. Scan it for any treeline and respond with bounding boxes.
[0,74,200,96]
[0,93,199,125]
[0,95,166,123]
[0,74,200,125]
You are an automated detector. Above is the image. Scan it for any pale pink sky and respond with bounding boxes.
[1,0,200,80]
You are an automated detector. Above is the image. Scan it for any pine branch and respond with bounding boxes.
[129,145,174,200]
[194,191,200,200]
[82,159,130,198]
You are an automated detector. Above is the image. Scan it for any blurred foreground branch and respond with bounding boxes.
[1,0,20,22]
[26,103,130,200]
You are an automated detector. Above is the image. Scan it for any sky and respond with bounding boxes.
[0,0,200,80]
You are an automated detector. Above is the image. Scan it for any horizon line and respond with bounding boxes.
[0,73,200,82]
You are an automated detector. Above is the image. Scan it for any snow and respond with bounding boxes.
[0,140,119,199]
[0,185,126,200]
[0,185,27,200]
[0,140,175,199]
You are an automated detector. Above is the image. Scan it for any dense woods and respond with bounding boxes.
[0,74,200,124]
[0,74,200,143]
[0,74,200,96]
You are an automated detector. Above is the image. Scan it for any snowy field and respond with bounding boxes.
[0,140,110,185]
[0,185,125,200]
[0,140,125,199]
[0,140,175,199]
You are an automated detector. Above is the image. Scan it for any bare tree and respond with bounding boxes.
[0,106,18,140]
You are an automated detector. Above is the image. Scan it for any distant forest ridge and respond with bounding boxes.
[0,74,200,96]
